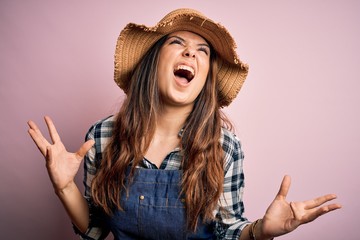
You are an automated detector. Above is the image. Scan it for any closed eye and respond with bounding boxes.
[167,35,210,55]
[168,38,184,46]
[198,46,209,55]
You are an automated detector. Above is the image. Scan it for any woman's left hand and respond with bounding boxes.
[260,175,341,238]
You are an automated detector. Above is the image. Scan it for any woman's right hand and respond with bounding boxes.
[27,116,95,192]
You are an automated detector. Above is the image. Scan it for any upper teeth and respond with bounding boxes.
[175,65,194,75]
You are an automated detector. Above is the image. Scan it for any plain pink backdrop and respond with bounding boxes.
[1,1,359,239]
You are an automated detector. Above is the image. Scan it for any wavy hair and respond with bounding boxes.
[91,34,233,231]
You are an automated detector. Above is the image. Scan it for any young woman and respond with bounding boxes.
[27,8,341,240]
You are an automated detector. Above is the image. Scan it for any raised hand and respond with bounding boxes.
[261,175,341,238]
[27,116,94,192]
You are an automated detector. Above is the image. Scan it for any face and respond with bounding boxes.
[157,31,211,109]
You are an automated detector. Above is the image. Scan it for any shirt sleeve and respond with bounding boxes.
[214,129,251,240]
[74,120,112,240]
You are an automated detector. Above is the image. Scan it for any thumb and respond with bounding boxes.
[275,175,291,201]
[45,146,55,168]
[76,139,95,159]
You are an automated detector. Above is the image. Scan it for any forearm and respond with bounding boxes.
[55,181,90,233]
[239,219,273,240]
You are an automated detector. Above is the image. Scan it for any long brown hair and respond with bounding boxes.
[91,34,233,231]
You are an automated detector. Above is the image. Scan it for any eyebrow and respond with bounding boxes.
[167,35,210,49]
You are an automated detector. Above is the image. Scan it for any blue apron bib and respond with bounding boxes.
[104,167,216,240]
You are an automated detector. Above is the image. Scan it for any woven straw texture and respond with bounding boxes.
[114,8,249,107]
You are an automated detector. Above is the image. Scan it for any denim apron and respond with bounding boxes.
[104,167,216,240]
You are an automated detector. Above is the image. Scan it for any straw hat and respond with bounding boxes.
[114,8,249,107]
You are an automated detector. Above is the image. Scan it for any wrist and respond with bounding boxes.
[250,219,274,240]
[54,181,77,197]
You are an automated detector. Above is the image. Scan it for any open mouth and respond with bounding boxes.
[173,65,195,83]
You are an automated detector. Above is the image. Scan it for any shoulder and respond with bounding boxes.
[84,115,115,168]
[220,127,242,152]
[220,127,244,173]
[86,115,115,141]
[85,115,115,155]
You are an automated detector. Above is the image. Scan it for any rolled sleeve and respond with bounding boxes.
[215,129,251,239]
[74,117,114,240]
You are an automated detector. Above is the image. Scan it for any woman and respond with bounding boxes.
[27,8,341,240]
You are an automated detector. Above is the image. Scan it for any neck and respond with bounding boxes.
[155,104,192,137]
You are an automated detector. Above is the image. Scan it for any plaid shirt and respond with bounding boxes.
[78,115,250,240]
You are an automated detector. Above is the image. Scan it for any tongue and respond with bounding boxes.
[175,76,189,85]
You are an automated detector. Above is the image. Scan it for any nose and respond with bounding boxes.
[183,47,196,58]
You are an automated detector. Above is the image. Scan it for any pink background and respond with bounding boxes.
[1,0,359,239]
